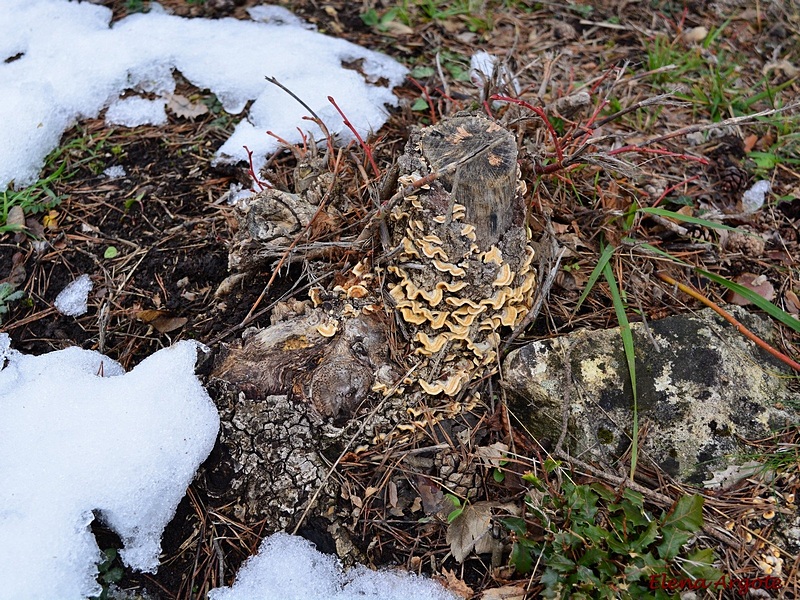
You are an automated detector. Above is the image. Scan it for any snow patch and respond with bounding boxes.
[0,0,407,191]
[208,533,458,600]
[0,336,220,600]
[54,273,93,316]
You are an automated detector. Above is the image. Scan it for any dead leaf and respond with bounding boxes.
[446,502,492,563]
[785,290,800,315]
[727,273,775,306]
[166,93,209,119]
[387,481,398,508]
[683,26,708,43]
[475,442,509,469]
[438,568,474,599]
[0,252,26,287]
[743,134,759,153]
[136,309,168,323]
[763,59,799,79]
[384,21,414,36]
[42,210,59,230]
[418,475,445,515]
[481,585,527,600]
[135,310,188,333]
[6,205,26,230]
[151,316,188,334]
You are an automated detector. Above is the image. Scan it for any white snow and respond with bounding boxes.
[54,273,93,316]
[0,336,220,600]
[104,165,127,179]
[741,179,771,213]
[208,533,458,600]
[0,0,407,191]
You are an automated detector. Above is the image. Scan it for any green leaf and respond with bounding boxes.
[749,151,779,169]
[104,246,118,259]
[510,541,533,573]
[493,468,505,483]
[539,567,563,593]
[696,268,800,333]
[103,566,124,583]
[360,8,379,26]
[410,66,435,78]
[662,495,704,532]
[574,243,615,313]
[447,507,463,523]
[589,482,615,502]
[543,457,560,473]
[630,520,659,553]
[602,258,639,477]
[546,552,576,573]
[522,472,545,489]
[501,517,528,537]
[620,497,649,528]
[682,548,724,580]
[411,97,429,111]
[638,207,749,233]
[656,527,691,561]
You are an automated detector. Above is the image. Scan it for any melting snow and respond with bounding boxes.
[0,0,407,191]
[54,274,93,317]
[0,336,220,600]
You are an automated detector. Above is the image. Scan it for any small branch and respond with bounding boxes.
[408,76,437,124]
[608,145,709,165]
[243,145,269,191]
[328,96,380,178]
[490,94,564,163]
[265,76,331,142]
[657,272,800,371]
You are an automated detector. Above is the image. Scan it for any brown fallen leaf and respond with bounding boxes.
[481,585,527,600]
[475,442,509,468]
[785,290,800,315]
[438,568,474,599]
[166,93,209,120]
[6,205,26,231]
[446,502,492,563]
[727,273,775,306]
[743,134,759,153]
[136,309,188,333]
[417,475,445,515]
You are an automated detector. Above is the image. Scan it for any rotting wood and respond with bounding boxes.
[208,113,536,541]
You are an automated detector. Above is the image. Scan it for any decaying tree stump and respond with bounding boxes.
[208,113,536,544]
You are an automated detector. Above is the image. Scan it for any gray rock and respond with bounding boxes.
[503,307,799,484]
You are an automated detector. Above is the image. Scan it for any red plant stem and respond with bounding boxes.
[652,175,701,207]
[243,145,269,191]
[408,77,437,124]
[657,272,800,372]
[490,94,564,163]
[609,145,709,164]
[327,96,380,178]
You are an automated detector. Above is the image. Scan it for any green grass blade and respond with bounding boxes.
[696,268,800,334]
[621,238,692,267]
[574,243,615,313]
[638,207,748,233]
[602,260,639,478]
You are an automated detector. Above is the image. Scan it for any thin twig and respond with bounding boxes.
[657,272,800,371]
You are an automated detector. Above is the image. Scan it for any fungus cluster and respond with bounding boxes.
[384,171,536,397]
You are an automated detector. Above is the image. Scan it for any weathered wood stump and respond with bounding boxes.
[208,114,536,543]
